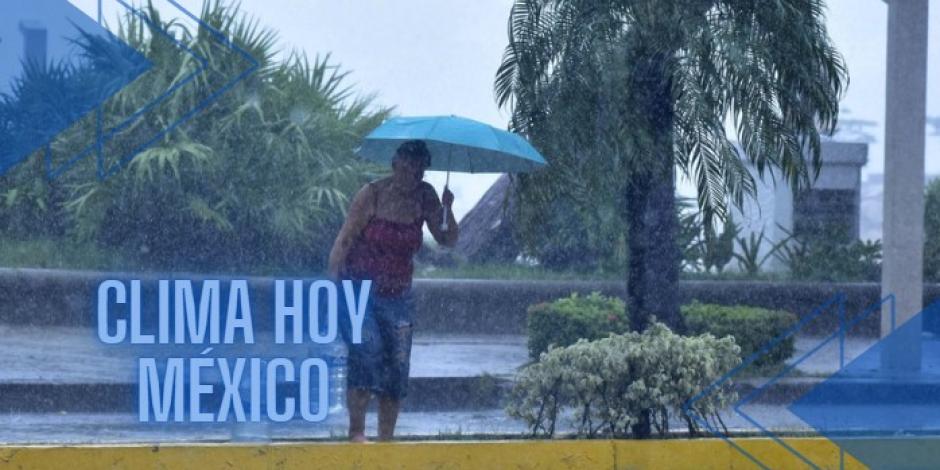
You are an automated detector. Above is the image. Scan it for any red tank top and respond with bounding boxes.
[344,185,424,298]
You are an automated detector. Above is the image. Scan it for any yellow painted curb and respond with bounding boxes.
[0,438,868,469]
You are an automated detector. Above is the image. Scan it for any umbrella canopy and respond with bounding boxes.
[355,116,547,173]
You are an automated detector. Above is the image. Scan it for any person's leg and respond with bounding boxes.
[338,284,381,443]
[376,294,414,441]
[347,388,371,442]
[377,394,400,441]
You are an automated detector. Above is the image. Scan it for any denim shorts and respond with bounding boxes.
[339,290,414,400]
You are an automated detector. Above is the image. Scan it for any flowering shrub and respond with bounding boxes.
[507,323,740,438]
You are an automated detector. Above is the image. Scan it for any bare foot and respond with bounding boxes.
[349,433,368,443]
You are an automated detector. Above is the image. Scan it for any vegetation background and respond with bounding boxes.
[1,0,937,286]
[0,1,388,275]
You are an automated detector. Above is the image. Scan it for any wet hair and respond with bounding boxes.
[394,140,431,169]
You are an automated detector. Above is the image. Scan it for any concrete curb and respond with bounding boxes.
[0,438,869,469]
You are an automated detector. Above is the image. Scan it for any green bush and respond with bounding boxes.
[507,323,740,438]
[682,301,797,368]
[526,292,628,359]
[926,178,940,282]
[775,237,882,282]
[526,293,797,369]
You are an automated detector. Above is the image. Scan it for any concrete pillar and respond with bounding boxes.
[880,0,929,371]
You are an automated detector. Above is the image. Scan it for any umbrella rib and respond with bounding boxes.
[427,118,443,142]
[427,118,445,169]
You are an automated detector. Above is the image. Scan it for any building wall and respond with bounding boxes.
[730,141,869,273]
[1,0,104,95]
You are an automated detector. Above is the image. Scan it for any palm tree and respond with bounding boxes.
[496,0,846,336]
[0,1,388,272]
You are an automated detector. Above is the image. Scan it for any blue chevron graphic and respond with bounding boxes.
[684,293,892,469]
[1,0,259,180]
[790,300,940,469]
[0,0,150,176]
[44,0,259,180]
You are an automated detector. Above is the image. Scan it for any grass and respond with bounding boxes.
[0,237,320,277]
[414,262,622,281]
[0,237,137,271]
[415,262,800,283]
[680,270,791,282]
[0,236,876,284]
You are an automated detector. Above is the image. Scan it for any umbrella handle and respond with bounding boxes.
[442,172,451,231]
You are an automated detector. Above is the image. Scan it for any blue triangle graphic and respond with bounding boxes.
[0,0,151,176]
[790,301,940,469]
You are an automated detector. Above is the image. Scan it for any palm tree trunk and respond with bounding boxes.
[626,161,681,332]
[625,54,684,334]
[625,53,683,439]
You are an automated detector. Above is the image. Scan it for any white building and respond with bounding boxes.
[1,0,104,95]
[731,141,869,272]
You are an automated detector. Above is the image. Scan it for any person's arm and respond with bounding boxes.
[328,184,375,279]
[423,183,458,248]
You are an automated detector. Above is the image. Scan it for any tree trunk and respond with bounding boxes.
[625,53,683,439]
[626,164,681,332]
[625,57,683,335]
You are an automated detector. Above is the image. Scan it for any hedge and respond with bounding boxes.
[526,292,628,359]
[681,301,797,368]
[526,292,798,368]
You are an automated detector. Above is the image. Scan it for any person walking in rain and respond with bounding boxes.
[328,139,458,442]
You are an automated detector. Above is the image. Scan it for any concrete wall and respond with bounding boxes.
[3,268,940,336]
[414,278,940,336]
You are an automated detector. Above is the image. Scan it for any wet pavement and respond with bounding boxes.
[0,325,890,443]
[411,334,528,378]
[0,405,815,445]
[0,325,529,383]
[789,334,877,376]
[0,324,873,383]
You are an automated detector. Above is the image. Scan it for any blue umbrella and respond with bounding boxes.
[355,115,548,229]
[355,116,547,173]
